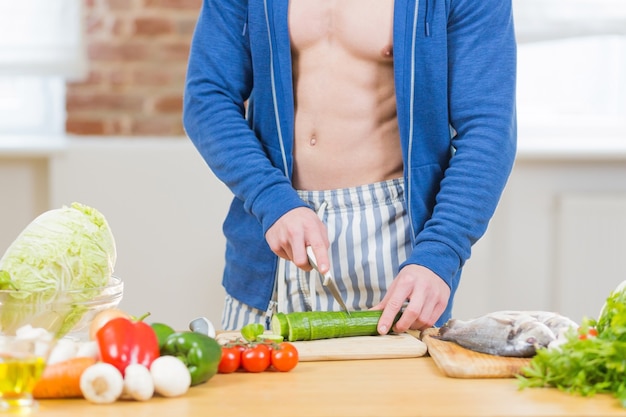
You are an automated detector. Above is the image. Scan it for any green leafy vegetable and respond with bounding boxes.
[241,323,265,342]
[517,284,626,407]
[0,202,117,337]
[0,270,16,290]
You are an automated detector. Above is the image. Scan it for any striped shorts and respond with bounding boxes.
[221,178,412,331]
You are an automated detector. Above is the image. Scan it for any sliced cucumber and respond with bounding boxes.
[286,312,311,342]
[271,310,400,342]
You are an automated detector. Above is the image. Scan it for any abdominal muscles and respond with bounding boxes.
[288,0,402,191]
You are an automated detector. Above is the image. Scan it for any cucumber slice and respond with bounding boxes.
[271,313,289,338]
[257,334,285,343]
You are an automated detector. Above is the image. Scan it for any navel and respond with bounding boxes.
[309,135,317,146]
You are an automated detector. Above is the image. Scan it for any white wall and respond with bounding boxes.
[454,155,626,324]
[1,137,231,331]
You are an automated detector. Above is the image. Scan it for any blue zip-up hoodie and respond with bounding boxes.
[183,0,517,327]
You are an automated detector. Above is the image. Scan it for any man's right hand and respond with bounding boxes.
[265,207,330,273]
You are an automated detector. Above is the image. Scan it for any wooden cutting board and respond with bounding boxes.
[420,328,531,378]
[216,331,428,362]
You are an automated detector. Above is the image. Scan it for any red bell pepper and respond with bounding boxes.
[96,316,160,375]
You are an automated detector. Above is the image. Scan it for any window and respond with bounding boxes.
[0,0,85,136]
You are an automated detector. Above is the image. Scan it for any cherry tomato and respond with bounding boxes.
[271,342,299,372]
[241,344,271,373]
[578,327,599,340]
[218,346,242,374]
[234,343,247,358]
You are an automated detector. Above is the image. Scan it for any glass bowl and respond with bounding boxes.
[0,275,123,339]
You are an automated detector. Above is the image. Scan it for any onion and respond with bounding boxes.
[89,308,131,340]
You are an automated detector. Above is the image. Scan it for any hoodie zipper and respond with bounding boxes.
[406,0,435,242]
[263,0,290,178]
[406,0,420,243]
[263,0,289,326]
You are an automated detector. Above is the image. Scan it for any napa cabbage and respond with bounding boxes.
[0,202,117,337]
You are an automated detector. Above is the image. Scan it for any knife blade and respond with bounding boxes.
[305,245,351,315]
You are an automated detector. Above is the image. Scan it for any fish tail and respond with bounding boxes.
[436,319,457,338]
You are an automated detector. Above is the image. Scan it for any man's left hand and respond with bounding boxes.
[373,264,450,334]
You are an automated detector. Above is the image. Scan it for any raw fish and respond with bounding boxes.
[435,311,573,357]
[498,310,579,342]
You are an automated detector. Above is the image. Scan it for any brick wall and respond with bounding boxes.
[66,0,202,136]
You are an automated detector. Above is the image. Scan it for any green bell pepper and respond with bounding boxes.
[161,331,222,386]
[151,322,176,351]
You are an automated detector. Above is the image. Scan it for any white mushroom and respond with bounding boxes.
[122,364,154,401]
[150,355,191,398]
[80,362,124,404]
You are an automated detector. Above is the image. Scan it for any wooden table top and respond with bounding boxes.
[37,356,626,417]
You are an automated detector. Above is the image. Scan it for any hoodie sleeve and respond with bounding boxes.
[182,0,307,233]
[404,0,517,288]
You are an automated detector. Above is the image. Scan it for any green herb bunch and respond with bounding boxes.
[517,288,626,407]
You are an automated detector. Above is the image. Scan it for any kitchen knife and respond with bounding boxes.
[306,245,351,315]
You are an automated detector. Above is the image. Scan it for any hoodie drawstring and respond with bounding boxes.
[425,0,435,37]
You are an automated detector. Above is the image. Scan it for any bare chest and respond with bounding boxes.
[288,0,395,61]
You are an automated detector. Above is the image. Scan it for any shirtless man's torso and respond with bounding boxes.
[288,0,403,191]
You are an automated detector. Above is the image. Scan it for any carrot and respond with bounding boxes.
[33,356,97,399]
